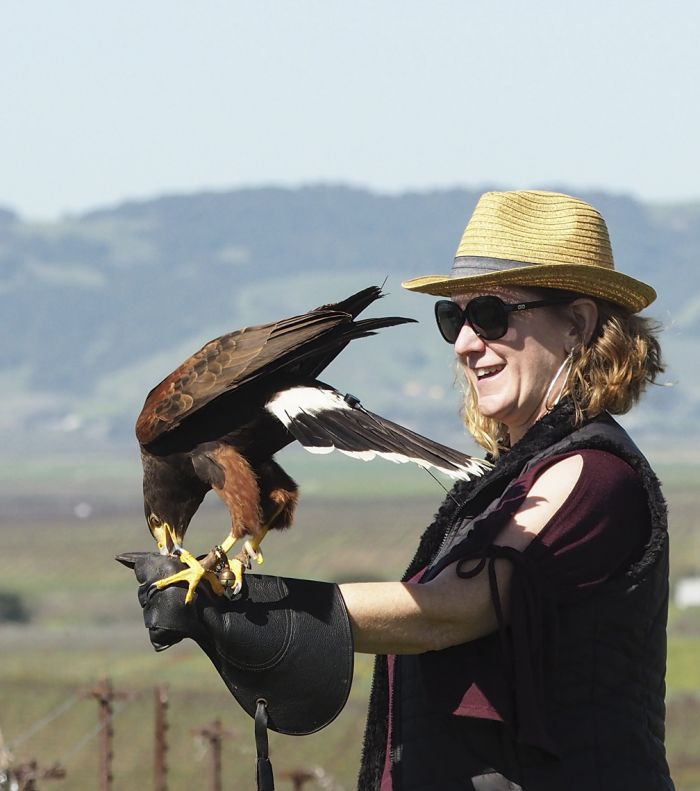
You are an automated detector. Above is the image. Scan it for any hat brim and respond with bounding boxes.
[402,263,656,312]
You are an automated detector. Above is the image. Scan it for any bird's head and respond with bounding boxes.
[142,486,197,555]
[141,451,208,554]
[143,493,201,555]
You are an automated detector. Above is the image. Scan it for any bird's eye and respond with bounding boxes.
[149,514,162,528]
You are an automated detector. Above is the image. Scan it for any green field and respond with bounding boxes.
[1,458,699,789]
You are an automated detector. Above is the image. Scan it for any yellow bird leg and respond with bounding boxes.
[228,558,246,596]
[219,534,237,554]
[218,504,284,596]
[244,525,269,566]
[242,501,286,566]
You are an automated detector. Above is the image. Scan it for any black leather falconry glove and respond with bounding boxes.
[116,552,353,736]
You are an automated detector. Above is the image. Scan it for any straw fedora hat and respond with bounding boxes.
[402,190,656,312]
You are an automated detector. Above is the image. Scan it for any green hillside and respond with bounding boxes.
[1,185,698,461]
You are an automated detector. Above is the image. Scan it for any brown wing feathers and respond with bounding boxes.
[135,287,414,447]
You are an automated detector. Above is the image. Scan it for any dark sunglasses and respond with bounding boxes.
[434,295,574,343]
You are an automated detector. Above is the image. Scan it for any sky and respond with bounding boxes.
[3,0,699,220]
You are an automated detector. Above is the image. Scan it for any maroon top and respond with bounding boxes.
[381,449,651,789]
[488,448,651,600]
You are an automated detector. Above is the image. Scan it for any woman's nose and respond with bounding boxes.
[454,322,486,356]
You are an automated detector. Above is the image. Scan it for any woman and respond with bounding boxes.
[341,190,673,790]
[128,190,673,790]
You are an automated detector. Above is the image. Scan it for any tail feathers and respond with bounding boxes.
[313,285,385,318]
[347,315,417,335]
[281,314,415,383]
[266,385,490,481]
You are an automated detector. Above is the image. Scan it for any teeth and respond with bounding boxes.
[476,365,503,379]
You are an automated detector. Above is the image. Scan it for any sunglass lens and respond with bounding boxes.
[434,301,463,343]
[435,296,510,343]
[467,296,508,340]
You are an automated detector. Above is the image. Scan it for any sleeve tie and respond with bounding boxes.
[456,545,559,757]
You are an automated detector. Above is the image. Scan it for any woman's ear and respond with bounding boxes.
[566,298,598,348]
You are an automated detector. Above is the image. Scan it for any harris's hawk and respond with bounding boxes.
[136,286,488,601]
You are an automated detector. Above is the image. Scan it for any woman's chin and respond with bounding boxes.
[476,396,508,422]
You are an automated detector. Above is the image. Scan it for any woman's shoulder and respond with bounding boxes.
[492,448,648,554]
[524,448,650,560]
[526,447,643,495]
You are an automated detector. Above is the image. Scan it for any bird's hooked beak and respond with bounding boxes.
[148,515,178,555]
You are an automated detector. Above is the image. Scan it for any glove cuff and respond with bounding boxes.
[196,573,354,735]
[117,553,353,736]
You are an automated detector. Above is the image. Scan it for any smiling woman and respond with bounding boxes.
[449,284,664,455]
[343,190,673,790]
[130,190,673,791]
[449,285,595,445]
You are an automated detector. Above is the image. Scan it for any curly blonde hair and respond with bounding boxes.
[460,292,665,457]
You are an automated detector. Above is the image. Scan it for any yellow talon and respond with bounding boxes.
[231,558,245,594]
[154,549,225,603]
[244,540,264,566]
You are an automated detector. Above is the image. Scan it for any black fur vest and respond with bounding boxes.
[357,400,673,791]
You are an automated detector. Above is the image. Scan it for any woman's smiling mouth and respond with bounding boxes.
[474,364,505,380]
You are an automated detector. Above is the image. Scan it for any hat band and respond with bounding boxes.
[451,255,538,276]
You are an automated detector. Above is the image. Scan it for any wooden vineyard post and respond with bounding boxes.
[154,685,169,791]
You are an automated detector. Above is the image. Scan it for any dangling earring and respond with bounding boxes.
[544,349,574,413]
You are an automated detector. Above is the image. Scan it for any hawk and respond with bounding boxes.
[136,286,488,601]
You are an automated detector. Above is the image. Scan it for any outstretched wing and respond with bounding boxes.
[136,286,415,447]
[265,385,491,480]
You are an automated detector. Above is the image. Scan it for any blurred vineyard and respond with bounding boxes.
[1,457,699,789]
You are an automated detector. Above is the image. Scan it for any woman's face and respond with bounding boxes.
[453,286,576,443]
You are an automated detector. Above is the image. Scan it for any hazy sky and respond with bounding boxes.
[4,0,699,219]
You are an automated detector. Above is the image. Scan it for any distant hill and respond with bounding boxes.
[0,185,697,459]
